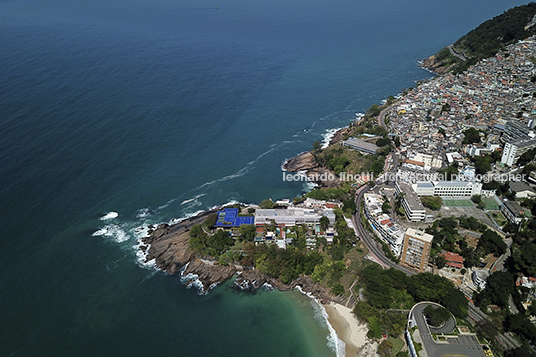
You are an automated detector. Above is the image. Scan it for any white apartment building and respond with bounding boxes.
[412,181,482,197]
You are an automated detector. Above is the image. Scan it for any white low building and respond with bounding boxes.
[363,193,405,256]
[255,208,336,226]
[412,180,482,197]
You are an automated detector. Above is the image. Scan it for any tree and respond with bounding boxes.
[421,196,443,210]
[377,339,393,357]
[259,199,275,209]
[332,283,345,295]
[239,224,256,241]
[319,215,330,232]
[478,229,507,256]
[435,254,447,269]
[504,313,536,341]
[313,140,322,152]
[343,199,357,214]
[382,201,391,214]
[475,271,515,308]
[471,195,482,204]
[376,137,390,147]
[441,289,468,318]
[424,305,451,327]
[462,128,482,144]
[408,273,454,303]
[368,104,382,117]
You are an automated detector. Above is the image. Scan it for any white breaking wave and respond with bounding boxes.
[133,238,157,270]
[136,208,151,219]
[92,224,129,243]
[295,286,346,357]
[181,193,206,206]
[321,127,343,149]
[168,209,205,225]
[100,211,118,220]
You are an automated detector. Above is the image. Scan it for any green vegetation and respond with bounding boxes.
[431,3,536,73]
[259,199,275,209]
[439,163,458,181]
[424,305,451,327]
[189,225,235,258]
[353,264,468,338]
[477,229,507,257]
[313,143,387,176]
[421,196,443,210]
[462,127,482,144]
[425,216,490,269]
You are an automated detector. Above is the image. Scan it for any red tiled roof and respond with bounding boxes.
[443,252,464,269]
[380,219,391,225]
[404,159,425,167]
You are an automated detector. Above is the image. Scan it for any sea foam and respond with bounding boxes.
[92,224,129,243]
[100,211,118,220]
[295,286,346,357]
[321,127,343,149]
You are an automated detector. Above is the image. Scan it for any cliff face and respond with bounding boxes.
[234,269,332,302]
[140,216,335,301]
[420,54,455,74]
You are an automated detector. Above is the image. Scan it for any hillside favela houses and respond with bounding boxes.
[218,32,536,281]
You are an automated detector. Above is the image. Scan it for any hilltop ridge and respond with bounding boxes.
[422,2,536,74]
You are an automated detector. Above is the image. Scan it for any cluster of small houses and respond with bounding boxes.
[211,36,536,317]
[388,36,536,166]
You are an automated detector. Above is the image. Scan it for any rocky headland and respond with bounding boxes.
[140,211,333,301]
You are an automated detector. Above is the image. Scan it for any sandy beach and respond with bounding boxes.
[325,303,377,356]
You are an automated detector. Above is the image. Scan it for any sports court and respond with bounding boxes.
[215,208,254,227]
[481,197,500,210]
[442,199,474,207]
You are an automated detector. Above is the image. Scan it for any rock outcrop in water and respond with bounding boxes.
[234,269,332,302]
[140,212,333,301]
[141,211,237,287]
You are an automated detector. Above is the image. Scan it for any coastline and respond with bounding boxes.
[324,303,377,357]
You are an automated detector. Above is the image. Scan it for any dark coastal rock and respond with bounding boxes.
[141,210,334,300]
[283,151,317,172]
[420,54,454,74]
[328,127,350,146]
[234,269,332,303]
[283,151,339,188]
[183,259,237,288]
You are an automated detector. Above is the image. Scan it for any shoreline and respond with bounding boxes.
[324,302,376,357]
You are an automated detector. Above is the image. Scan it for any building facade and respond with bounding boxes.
[395,182,426,222]
[412,180,482,197]
[400,228,433,272]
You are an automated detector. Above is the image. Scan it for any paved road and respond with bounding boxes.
[352,185,416,276]
[378,104,393,128]
[447,44,467,62]
[411,302,486,357]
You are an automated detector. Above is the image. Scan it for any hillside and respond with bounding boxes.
[422,2,536,74]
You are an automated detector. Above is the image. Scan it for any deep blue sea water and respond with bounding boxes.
[0,0,528,356]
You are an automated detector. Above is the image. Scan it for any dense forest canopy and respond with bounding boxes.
[431,3,536,73]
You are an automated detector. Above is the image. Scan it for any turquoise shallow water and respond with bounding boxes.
[0,0,528,356]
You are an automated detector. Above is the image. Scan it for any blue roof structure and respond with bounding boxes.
[215,208,254,227]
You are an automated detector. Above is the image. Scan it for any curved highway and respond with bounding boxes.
[352,184,416,276]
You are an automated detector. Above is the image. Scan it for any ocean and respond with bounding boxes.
[0,0,528,356]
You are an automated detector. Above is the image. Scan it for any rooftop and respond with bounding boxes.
[405,227,434,243]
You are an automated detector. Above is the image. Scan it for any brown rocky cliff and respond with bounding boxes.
[420,54,455,74]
